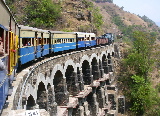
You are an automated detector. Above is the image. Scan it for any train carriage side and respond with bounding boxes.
[0,0,19,113]
[76,32,85,48]
[51,31,76,53]
[41,30,50,56]
[62,32,76,51]
[89,33,96,47]
[84,33,91,47]
[35,29,43,58]
[50,31,63,53]
[18,26,35,65]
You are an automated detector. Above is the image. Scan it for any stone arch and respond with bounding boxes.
[26,95,36,110]
[100,51,107,61]
[51,64,64,80]
[91,57,99,80]
[86,92,95,116]
[102,54,108,74]
[99,59,103,78]
[107,53,113,72]
[64,59,76,72]
[82,60,92,85]
[80,55,90,67]
[65,65,78,96]
[47,83,57,116]
[53,70,68,106]
[37,82,47,110]
[36,73,46,89]
[90,53,98,63]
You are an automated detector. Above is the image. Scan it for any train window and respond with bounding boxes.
[57,39,60,43]
[0,28,5,56]
[44,38,46,44]
[47,38,49,44]
[5,31,8,53]
[32,38,34,46]
[91,37,95,40]
[55,40,56,44]
[39,38,42,45]
[22,38,31,47]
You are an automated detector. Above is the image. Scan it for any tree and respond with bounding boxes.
[119,31,158,115]
[25,0,61,28]
[125,31,155,81]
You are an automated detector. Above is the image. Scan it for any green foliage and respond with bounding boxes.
[129,75,153,115]
[156,83,160,92]
[92,7,103,30]
[112,16,124,28]
[125,31,155,79]
[119,31,159,115]
[6,0,61,28]
[140,15,156,25]
[82,0,103,30]
[25,0,61,28]
[82,0,94,8]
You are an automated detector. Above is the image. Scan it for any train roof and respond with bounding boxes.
[50,31,76,34]
[0,0,18,31]
[18,25,50,33]
[18,25,34,31]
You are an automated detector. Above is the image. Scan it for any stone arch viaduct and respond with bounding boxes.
[2,44,120,116]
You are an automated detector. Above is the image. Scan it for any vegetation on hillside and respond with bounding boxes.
[6,0,62,29]
[25,0,61,28]
[118,31,160,115]
[82,0,103,30]
[92,0,113,3]
[138,15,156,27]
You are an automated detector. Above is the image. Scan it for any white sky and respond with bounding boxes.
[113,0,160,22]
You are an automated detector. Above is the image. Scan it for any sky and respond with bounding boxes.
[113,0,160,23]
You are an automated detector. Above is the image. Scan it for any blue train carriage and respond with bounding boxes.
[50,31,64,53]
[0,0,19,112]
[76,32,96,48]
[18,25,36,65]
[50,31,76,53]
[76,32,86,48]
[34,28,44,58]
[84,33,91,47]
[41,30,50,56]
[88,33,96,47]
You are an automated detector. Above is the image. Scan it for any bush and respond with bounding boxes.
[25,0,61,28]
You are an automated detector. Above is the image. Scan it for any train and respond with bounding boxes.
[0,0,114,113]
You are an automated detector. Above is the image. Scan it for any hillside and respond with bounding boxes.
[5,0,160,36]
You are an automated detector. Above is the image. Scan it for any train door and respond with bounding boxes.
[0,26,9,114]
[8,32,14,75]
